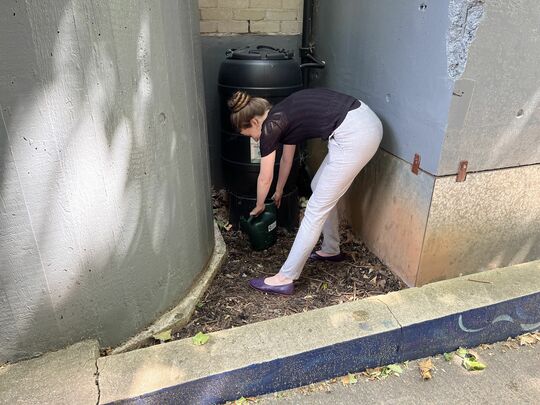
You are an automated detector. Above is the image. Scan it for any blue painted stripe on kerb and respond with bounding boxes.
[398,292,540,361]
[110,292,540,405]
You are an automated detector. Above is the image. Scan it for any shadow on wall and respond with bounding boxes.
[0,0,213,363]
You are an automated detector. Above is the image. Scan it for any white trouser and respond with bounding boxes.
[278,102,382,280]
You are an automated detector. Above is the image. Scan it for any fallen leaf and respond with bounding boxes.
[217,219,228,231]
[443,352,454,361]
[341,373,358,385]
[456,347,468,358]
[364,364,402,380]
[364,367,383,380]
[321,282,328,290]
[192,331,210,346]
[386,364,403,375]
[224,223,233,231]
[519,334,536,346]
[153,329,172,342]
[418,359,433,380]
[235,397,246,404]
[462,356,486,371]
[503,341,518,350]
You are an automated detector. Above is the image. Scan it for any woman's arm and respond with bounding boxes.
[250,151,276,216]
[273,144,296,208]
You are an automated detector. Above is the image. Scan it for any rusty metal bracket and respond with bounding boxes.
[456,160,468,182]
[412,153,421,175]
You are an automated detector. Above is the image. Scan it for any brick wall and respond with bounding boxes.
[199,0,303,35]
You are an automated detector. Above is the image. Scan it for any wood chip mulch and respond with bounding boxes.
[172,190,406,341]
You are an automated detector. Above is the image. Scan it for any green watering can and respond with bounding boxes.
[240,202,278,251]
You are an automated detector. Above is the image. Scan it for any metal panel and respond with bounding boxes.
[343,149,435,286]
[418,164,540,285]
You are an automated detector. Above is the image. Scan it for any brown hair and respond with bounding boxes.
[228,91,271,131]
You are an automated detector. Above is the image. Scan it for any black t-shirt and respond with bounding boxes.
[259,88,360,157]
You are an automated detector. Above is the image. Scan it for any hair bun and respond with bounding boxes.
[228,91,251,113]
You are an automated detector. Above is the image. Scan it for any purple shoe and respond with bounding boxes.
[249,278,294,296]
[309,251,347,262]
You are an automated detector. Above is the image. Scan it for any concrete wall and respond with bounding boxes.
[0,0,214,363]
[439,0,540,174]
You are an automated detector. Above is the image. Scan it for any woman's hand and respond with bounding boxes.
[272,190,283,208]
[250,203,266,217]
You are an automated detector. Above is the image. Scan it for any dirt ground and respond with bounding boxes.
[173,190,406,340]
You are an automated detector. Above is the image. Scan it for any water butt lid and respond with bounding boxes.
[226,45,294,60]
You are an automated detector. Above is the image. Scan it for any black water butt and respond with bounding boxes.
[218,45,303,229]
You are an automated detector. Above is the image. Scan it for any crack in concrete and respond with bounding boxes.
[375,297,404,356]
[94,359,101,405]
[375,297,403,330]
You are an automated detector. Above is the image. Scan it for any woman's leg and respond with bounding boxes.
[320,208,340,255]
[310,156,341,256]
[271,104,382,283]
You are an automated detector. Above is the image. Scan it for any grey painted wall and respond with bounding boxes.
[0,0,214,363]
[439,0,540,174]
[311,0,455,175]
[201,34,301,186]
